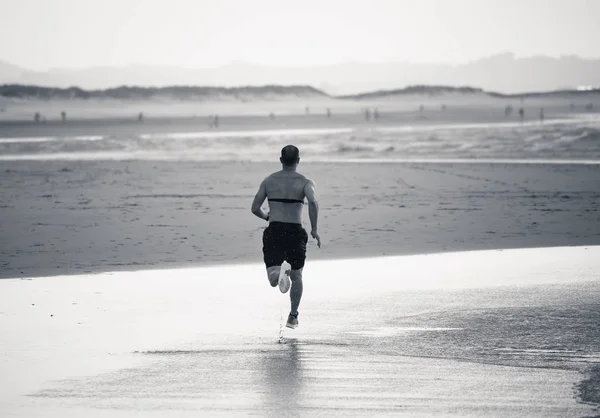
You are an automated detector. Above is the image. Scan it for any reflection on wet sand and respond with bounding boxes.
[259,338,304,415]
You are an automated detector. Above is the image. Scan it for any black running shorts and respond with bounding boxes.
[262,222,308,270]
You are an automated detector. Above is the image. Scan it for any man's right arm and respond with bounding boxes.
[304,179,321,247]
[251,179,269,221]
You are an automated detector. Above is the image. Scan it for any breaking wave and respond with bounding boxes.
[1,117,600,163]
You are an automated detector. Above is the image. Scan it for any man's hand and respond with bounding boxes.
[311,229,321,248]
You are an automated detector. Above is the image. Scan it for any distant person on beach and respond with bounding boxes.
[61,111,67,123]
[539,108,544,122]
[138,112,144,122]
[364,108,371,121]
[209,114,219,128]
[305,106,310,115]
[518,107,524,122]
[326,108,331,118]
[251,145,321,330]
[269,112,275,120]
[374,108,380,120]
[419,104,424,113]
[34,112,41,123]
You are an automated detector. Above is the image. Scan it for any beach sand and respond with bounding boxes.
[2,100,599,280]
[1,247,599,417]
[1,100,600,416]
[1,160,599,279]
[1,92,595,137]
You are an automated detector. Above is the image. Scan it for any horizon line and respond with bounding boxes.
[3,52,600,73]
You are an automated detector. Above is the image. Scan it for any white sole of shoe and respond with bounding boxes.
[278,264,291,294]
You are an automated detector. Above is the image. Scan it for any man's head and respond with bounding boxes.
[280,145,300,167]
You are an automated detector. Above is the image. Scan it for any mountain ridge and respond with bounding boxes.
[2,54,600,94]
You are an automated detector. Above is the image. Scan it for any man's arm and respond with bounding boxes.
[304,179,321,247]
[251,180,269,221]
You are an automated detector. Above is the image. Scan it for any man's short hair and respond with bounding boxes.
[280,145,300,165]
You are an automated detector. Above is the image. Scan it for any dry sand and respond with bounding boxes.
[1,160,599,279]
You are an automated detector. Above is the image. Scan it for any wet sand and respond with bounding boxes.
[1,160,599,279]
[1,247,599,417]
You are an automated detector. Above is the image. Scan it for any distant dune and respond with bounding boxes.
[338,85,486,100]
[2,83,599,102]
[0,84,328,101]
[488,88,600,99]
[341,85,600,100]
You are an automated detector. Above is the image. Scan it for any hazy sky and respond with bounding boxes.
[1,0,599,70]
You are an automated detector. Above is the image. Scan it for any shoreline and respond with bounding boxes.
[3,243,598,281]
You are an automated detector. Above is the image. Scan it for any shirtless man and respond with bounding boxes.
[251,145,321,329]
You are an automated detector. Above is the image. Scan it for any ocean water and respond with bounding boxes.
[1,116,600,163]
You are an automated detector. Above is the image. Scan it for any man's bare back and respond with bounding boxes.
[263,170,312,225]
[251,167,319,244]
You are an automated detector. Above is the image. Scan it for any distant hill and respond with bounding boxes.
[338,85,485,99]
[2,83,600,102]
[2,54,600,94]
[488,88,600,99]
[339,85,600,100]
[0,60,27,80]
[0,84,328,101]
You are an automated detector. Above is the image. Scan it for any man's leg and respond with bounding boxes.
[286,227,307,329]
[263,224,284,288]
[266,266,280,287]
[289,269,303,315]
[285,268,303,329]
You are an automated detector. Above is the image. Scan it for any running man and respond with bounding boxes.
[251,145,321,329]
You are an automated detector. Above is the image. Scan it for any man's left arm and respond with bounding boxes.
[251,180,269,221]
